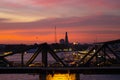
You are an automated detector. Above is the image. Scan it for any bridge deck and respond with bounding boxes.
[0,67,120,74]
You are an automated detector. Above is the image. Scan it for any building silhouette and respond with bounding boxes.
[65,32,69,45]
[59,32,69,45]
[59,39,65,44]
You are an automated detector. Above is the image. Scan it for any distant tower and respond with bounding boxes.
[54,26,57,43]
[65,32,69,44]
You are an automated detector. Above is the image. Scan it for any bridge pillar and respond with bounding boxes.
[39,73,46,80]
[76,74,80,80]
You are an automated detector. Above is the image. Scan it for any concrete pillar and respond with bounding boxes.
[76,74,80,80]
[39,73,46,80]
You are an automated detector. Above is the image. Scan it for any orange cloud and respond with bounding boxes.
[0,14,120,44]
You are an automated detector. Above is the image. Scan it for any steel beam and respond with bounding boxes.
[0,67,120,74]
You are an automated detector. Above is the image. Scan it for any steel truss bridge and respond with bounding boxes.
[0,39,120,75]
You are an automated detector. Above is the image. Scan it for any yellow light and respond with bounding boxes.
[78,51,88,54]
[54,49,57,52]
[4,51,13,55]
[93,49,96,53]
[69,48,72,51]
[73,42,78,45]
[63,49,68,51]
[47,73,76,80]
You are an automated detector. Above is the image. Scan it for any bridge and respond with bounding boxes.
[0,39,120,80]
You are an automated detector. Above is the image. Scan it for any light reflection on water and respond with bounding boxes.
[3,53,120,80]
[0,74,120,80]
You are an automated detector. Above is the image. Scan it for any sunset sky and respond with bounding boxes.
[0,0,120,44]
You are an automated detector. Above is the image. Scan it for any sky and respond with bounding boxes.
[0,0,120,44]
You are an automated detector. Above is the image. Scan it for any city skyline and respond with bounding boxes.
[0,0,120,44]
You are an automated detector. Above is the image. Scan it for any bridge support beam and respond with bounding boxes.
[42,44,48,67]
[39,73,46,80]
[76,74,80,80]
[21,52,24,67]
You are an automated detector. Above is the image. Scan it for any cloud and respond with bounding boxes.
[72,30,120,35]
[79,15,120,26]
[1,0,119,13]
[0,1,23,8]
[30,0,67,7]
[0,18,10,22]
[0,0,120,23]
[29,0,120,9]
[0,14,120,30]
[0,0,120,44]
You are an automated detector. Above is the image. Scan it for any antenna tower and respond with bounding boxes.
[55,26,57,43]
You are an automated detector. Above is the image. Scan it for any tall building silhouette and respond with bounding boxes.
[65,32,69,45]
